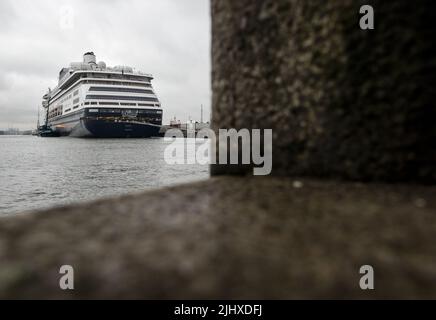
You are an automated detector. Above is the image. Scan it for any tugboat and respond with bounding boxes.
[36,95,60,137]
[37,125,60,137]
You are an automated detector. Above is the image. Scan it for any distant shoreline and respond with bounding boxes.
[0,132,33,136]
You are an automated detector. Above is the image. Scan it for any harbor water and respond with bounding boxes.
[0,136,209,215]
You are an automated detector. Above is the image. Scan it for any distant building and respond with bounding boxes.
[6,128,20,135]
[0,131,5,135]
[170,117,182,128]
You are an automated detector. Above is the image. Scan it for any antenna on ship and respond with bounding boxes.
[37,105,40,129]
[201,104,203,124]
[45,87,51,127]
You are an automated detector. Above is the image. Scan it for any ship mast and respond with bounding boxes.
[37,105,40,128]
[201,104,203,123]
[44,88,51,127]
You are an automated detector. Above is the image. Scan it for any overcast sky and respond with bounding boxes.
[0,0,211,130]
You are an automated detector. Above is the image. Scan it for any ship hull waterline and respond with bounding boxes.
[46,108,162,138]
[54,119,161,138]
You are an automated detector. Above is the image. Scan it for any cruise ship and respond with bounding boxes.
[40,52,162,138]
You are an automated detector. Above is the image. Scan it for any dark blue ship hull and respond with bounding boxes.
[49,108,162,138]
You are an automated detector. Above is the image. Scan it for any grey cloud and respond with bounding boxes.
[0,0,211,129]
[0,74,9,91]
[0,1,16,29]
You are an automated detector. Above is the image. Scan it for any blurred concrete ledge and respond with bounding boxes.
[0,176,435,299]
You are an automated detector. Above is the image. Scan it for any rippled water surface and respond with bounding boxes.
[0,136,209,214]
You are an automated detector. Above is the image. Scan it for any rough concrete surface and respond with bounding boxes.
[211,0,436,182]
[0,177,435,299]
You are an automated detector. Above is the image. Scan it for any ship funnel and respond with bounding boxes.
[83,52,96,64]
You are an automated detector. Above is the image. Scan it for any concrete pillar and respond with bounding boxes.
[211,0,436,182]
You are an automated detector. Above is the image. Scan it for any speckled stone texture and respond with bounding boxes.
[0,177,435,299]
[211,0,436,182]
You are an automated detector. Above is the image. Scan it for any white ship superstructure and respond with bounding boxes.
[41,52,163,137]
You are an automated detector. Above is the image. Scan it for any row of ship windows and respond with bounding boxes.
[83,80,152,87]
[59,101,157,110]
[48,109,62,119]
[88,86,154,94]
[80,73,150,82]
[86,116,162,124]
[50,101,159,117]
[58,91,78,104]
[63,104,79,113]
[59,94,72,104]
[85,95,159,102]
[61,73,151,84]
[83,102,157,107]
[51,80,153,104]
[87,109,162,115]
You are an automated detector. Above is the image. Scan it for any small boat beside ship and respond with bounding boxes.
[37,52,163,138]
